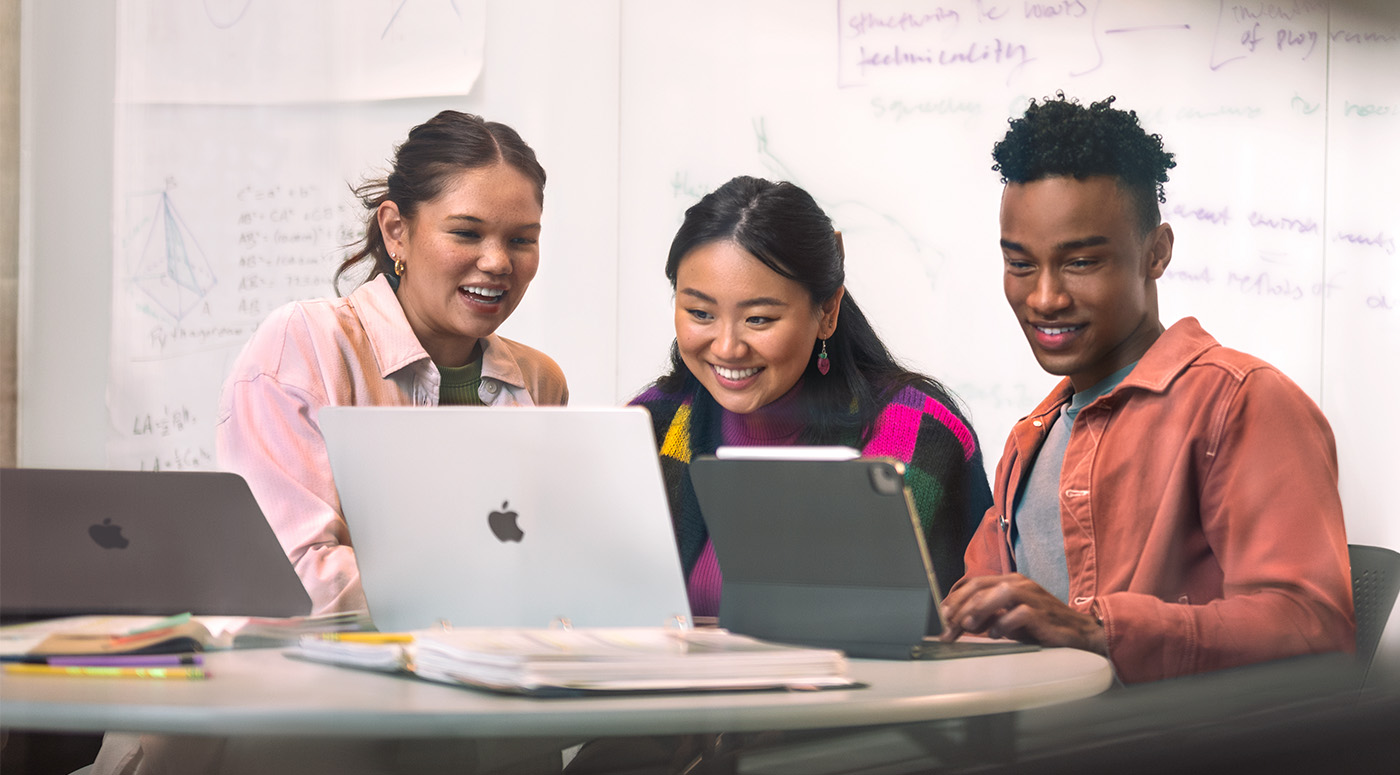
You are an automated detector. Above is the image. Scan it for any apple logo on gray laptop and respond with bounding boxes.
[89,518,130,549]
[488,501,524,542]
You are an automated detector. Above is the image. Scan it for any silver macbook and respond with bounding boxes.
[690,453,1038,660]
[318,406,692,632]
[0,468,313,621]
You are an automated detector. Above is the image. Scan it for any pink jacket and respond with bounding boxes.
[216,276,568,614]
[962,318,1354,683]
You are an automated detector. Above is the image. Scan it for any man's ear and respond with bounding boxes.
[819,286,845,339]
[1145,222,1174,279]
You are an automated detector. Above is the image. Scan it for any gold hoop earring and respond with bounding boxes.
[392,253,405,277]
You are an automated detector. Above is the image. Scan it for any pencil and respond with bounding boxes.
[3,663,208,680]
[316,632,414,644]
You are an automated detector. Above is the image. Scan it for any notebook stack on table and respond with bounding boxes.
[295,626,854,697]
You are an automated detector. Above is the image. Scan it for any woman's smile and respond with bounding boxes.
[674,240,834,415]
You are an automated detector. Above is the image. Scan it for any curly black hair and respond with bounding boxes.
[992,93,1176,234]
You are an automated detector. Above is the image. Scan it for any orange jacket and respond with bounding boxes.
[962,318,1354,683]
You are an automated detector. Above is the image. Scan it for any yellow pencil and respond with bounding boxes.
[4,664,208,680]
[316,632,414,644]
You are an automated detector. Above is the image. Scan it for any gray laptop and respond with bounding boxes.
[690,453,1039,660]
[318,406,692,632]
[0,468,312,621]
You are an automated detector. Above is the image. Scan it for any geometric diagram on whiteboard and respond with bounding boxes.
[132,191,216,323]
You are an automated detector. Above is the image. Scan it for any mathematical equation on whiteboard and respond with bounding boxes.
[110,172,365,472]
[128,405,211,472]
[118,179,362,360]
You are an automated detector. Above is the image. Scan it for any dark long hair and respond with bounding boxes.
[654,175,961,446]
[334,111,546,294]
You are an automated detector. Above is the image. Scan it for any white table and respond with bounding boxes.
[0,646,1112,738]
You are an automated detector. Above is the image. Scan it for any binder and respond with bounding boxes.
[293,619,854,697]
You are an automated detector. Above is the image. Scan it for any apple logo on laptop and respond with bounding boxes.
[488,501,524,542]
[89,518,130,549]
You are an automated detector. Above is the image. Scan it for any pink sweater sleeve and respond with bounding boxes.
[215,313,367,615]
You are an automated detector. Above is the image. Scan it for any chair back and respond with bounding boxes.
[1350,543,1400,678]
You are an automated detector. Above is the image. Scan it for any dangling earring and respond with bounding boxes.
[817,339,831,376]
[392,253,405,277]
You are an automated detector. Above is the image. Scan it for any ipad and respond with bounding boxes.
[690,454,1038,660]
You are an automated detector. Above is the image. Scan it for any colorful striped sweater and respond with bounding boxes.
[630,381,993,614]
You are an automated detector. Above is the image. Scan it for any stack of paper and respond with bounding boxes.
[218,611,372,648]
[411,627,852,695]
[294,633,413,672]
[0,611,371,659]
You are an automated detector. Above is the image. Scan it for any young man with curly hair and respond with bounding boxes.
[939,95,1354,684]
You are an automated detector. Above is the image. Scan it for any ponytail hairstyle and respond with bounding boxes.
[655,175,960,446]
[334,111,546,294]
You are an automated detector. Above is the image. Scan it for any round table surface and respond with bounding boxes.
[0,645,1114,738]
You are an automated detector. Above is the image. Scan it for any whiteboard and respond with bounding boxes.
[615,0,1400,553]
[20,0,1400,561]
[100,0,623,472]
